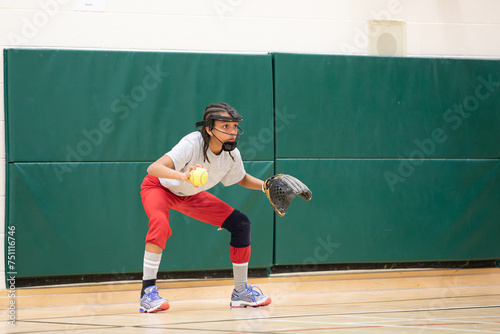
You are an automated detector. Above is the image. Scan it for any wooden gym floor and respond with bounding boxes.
[1,267,499,333]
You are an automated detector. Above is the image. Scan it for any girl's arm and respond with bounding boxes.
[147,155,194,182]
[238,173,264,191]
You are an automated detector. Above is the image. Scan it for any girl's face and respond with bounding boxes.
[208,112,240,143]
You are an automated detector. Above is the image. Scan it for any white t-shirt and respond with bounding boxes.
[159,131,246,196]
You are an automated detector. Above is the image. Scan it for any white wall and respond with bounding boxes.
[1,0,499,288]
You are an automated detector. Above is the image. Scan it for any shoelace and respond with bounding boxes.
[247,285,264,298]
[148,287,162,300]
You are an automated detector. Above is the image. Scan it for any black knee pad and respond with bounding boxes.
[221,210,251,248]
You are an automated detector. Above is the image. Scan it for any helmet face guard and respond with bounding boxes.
[196,113,244,152]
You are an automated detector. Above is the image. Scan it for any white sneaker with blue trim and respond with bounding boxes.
[140,285,170,313]
[230,283,271,308]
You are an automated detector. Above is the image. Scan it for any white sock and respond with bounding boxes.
[233,262,248,292]
[143,251,162,280]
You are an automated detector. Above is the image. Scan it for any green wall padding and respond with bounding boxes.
[4,49,273,163]
[274,159,500,265]
[273,53,500,158]
[5,49,500,279]
[4,49,274,278]
[8,161,273,277]
[272,53,500,266]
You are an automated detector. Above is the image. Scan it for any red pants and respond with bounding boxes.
[140,174,251,263]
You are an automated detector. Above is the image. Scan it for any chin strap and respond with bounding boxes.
[212,131,239,152]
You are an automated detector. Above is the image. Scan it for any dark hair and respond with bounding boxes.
[198,103,241,163]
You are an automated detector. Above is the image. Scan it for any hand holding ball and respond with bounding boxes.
[190,167,209,187]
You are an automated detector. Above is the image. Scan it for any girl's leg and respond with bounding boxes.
[139,175,177,312]
[175,192,252,291]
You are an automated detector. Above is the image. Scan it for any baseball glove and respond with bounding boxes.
[263,174,312,217]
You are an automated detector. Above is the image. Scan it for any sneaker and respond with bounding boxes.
[140,285,170,313]
[230,283,271,308]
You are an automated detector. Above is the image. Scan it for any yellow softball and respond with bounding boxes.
[190,167,209,187]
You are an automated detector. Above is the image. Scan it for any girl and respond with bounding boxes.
[139,102,271,313]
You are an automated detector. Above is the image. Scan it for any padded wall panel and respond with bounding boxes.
[274,159,500,265]
[274,53,500,158]
[7,162,148,277]
[8,161,273,278]
[4,49,273,162]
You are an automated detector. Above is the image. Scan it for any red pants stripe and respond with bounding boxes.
[140,174,250,263]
